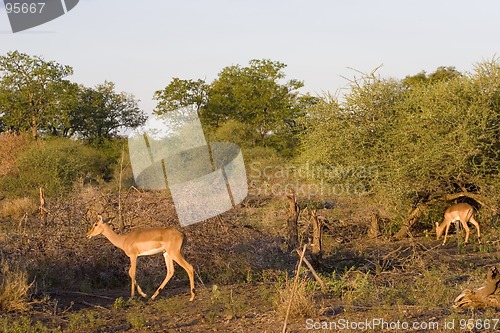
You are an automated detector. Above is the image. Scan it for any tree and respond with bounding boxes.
[299,63,500,233]
[153,78,208,116]
[153,59,305,152]
[402,66,462,88]
[45,80,80,137]
[205,59,304,146]
[71,81,146,141]
[0,51,73,139]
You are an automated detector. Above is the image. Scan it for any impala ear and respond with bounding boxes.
[435,222,439,228]
[103,216,115,223]
[97,214,115,224]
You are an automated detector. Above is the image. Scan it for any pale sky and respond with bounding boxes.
[1,0,500,115]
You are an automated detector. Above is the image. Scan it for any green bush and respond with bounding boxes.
[0,138,118,198]
[298,61,500,230]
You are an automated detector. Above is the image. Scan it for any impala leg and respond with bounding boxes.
[469,216,481,243]
[443,223,452,245]
[129,256,147,299]
[462,221,471,244]
[151,252,174,300]
[173,254,195,301]
[136,284,147,298]
[128,256,137,299]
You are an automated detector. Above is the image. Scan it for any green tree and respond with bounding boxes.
[403,66,462,87]
[71,81,146,141]
[0,51,73,139]
[45,80,80,137]
[154,59,305,153]
[153,78,208,116]
[299,63,500,232]
[205,59,304,147]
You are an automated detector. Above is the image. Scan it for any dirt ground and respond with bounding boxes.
[2,191,500,332]
[9,236,500,333]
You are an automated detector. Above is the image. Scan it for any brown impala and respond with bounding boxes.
[86,215,195,301]
[436,203,481,245]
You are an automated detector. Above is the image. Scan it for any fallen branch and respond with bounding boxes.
[295,249,325,290]
[283,244,307,333]
[454,266,500,309]
[60,291,115,300]
[79,300,111,311]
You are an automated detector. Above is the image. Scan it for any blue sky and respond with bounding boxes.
[1,0,500,114]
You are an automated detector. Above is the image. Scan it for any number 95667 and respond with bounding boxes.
[5,2,45,14]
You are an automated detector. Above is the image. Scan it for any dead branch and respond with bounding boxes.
[294,248,325,289]
[368,213,380,239]
[283,244,307,333]
[39,187,50,221]
[310,209,323,267]
[286,192,300,252]
[454,266,500,309]
[117,147,126,231]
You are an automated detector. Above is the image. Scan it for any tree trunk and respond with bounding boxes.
[310,209,323,268]
[31,112,38,140]
[368,213,380,239]
[286,193,300,252]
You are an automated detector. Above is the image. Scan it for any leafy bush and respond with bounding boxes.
[298,61,500,230]
[0,138,118,198]
[210,119,259,148]
[0,133,31,177]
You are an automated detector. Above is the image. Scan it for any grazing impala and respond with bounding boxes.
[436,203,481,245]
[86,215,195,301]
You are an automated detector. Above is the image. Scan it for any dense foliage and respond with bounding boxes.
[2,49,500,231]
[0,137,120,198]
[298,61,500,224]
[0,51,146,140]
[154,59,309,155]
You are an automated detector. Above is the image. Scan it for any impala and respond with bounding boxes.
[86,215,195,301]
[435,203,481,245]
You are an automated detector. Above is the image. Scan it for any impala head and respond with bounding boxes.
[86,215,106,238]
[435,221,444,240]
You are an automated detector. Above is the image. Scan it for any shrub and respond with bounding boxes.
[126,313,146,329]
[0,133,31,177]
[210,119,259,148]
[0,197,36,219]
[0,259,34,312]
[0,138,117,198]
[275,275,317,319]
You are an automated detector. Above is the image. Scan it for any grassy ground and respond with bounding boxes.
[1,189,500,332]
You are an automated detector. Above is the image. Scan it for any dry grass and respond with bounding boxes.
[0,259,34,312]
[276,275,317,320]
[0,187,499,331]
[0,197,36,219]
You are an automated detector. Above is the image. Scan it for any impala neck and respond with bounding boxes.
[101,224,126,250]
[436,220,447,237]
